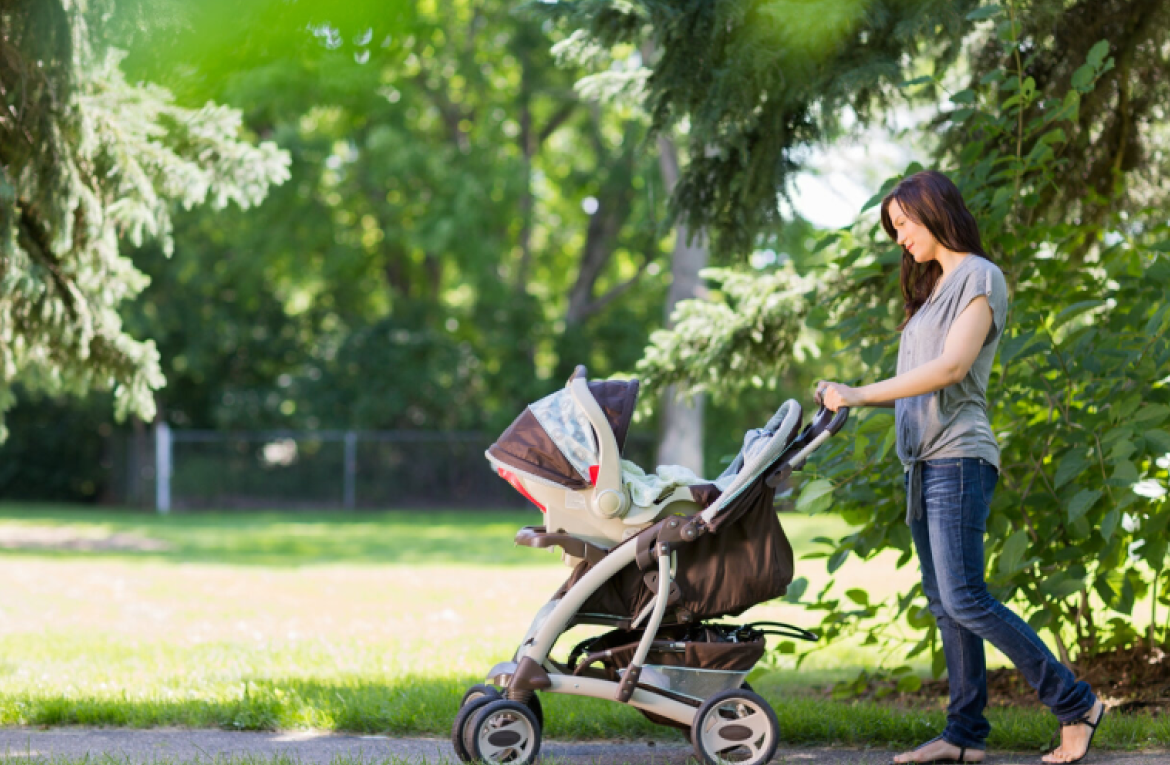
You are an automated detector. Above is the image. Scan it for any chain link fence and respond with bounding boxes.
[107,427,655,512]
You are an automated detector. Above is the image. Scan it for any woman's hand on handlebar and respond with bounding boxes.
[814,380,864,412]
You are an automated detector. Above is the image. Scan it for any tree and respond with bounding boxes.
[0,0,289,438]
[635,1,1170,669]
[115,0,676,434]
[537,0,980,256]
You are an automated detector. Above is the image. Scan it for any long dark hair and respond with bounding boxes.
[880,170,990,330]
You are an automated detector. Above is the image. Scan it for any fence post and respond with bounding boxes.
[155,420,172,515]
[343,430,357,509]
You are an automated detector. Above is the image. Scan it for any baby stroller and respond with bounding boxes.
[454,366,848,765]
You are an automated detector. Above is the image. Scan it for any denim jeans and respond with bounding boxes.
[907,457,1096,749]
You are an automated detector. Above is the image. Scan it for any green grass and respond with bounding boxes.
[0,504,1166,752]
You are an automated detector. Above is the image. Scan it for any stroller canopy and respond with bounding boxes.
[487,379,640,490]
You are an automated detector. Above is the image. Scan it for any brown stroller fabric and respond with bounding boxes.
[557,475,794,625]
[487,379,640,489]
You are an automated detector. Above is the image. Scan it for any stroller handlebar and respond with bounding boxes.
[811,404,850,437]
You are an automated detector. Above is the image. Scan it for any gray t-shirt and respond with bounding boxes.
[895,253,1010,523]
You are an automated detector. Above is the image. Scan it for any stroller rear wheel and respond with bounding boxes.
[465,698,542,765]
[460,683,502,708]
[690,688,780,765]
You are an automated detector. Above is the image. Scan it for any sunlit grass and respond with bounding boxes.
[0,504,1165,750]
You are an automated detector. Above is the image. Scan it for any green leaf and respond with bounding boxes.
[1027,609,1051,631]
[950,89,977,105]
[896,674,923,693]
[1053,300,1104,328]
[845,589,869,606]
[998,530,1030,576]
[1041,575,1085,600]
[1054,450,1090,489]
[783,576,808,603]
[1068,489,1103,523]
[1101,509,1120,542]
[1086,39,1111,67]
[1110,460,1139,485]
[1070,63,1096,91]
[899,75,934,88]
[1133,404,1170,426]
[812,233,840,253]
[859,190,886,212]
[999,331,1036,365]
[1110,439,1136,462]
[1142,303,1169,336]
[827,548,850,575]
[965,4,1003,20]
[796,478,835,513]
[1145,430,1170,455]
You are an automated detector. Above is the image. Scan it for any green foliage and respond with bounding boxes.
[110,0,679,434]
[0,1,289,438]
[538,0,980,255]
[639,1,1170,666]
[637,264,818,408]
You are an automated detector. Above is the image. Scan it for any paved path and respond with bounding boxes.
[0,729,1164,764]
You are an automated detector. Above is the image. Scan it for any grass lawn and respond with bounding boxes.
[0,504,1166,752]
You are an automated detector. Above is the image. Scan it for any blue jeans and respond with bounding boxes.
[907,457,1095,749]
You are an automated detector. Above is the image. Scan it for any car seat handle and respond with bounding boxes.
[567,371,629,519]
[568,365,588,385]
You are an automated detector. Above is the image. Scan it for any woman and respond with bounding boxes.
[815,171,1104,765]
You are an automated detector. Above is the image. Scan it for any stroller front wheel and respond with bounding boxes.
[691,688,780,765]
[465,698,542,765]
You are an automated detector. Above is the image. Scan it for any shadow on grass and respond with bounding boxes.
[0,504,853,568]
[0,505,549,566]
[7,674,1168,750]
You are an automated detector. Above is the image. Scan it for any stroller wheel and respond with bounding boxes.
[691,689,780,765]
[451,695,495,763]
[465,698,542,765]
[460,683,502,708]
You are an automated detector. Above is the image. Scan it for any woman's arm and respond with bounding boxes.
[818,296,993,411]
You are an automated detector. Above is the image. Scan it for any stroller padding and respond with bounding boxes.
[557,474,794,624]
[688,483,722,509]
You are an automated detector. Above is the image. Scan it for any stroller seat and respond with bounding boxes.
[486,366,803,557]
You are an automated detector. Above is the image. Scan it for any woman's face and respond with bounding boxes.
[887,198,939,264]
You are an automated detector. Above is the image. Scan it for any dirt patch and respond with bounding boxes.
[0,525,170,552]
[821,643,1170,714]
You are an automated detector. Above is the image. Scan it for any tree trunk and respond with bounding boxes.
[655,132,707,476]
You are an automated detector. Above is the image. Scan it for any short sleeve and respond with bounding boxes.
[956,260,1009,348]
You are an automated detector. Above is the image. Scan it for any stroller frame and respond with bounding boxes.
[456,367,849,765]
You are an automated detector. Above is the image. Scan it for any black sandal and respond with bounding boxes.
[1045,702,1106,764]
[891,735,983,764]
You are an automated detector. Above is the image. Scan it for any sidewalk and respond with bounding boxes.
[0,728,1164,764]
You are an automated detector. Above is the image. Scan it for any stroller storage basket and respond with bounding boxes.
[634,665,748,702]
[569,623,766,678]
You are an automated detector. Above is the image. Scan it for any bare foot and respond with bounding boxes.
[893,736,985,763]
[1042,698,1105,763]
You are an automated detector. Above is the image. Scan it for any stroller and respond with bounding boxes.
[454,366,848,765]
